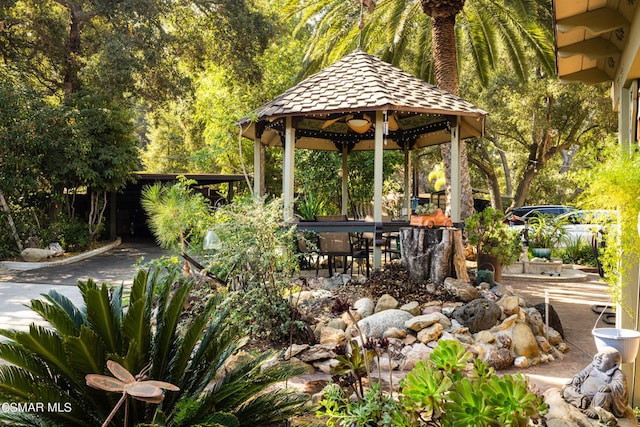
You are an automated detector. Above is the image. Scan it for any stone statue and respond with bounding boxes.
[562,346,628,419]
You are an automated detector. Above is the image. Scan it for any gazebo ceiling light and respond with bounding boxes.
[321,112,399,134]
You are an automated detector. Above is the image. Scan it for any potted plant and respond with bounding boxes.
[465,207,522,281]
[525,213,568,259]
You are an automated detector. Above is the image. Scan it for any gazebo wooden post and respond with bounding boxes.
[404,145,411,217]
[253,136,264,197]
[341,146,349,216]
[373,111,384,268]
[450,120,461,223]
[283,117,295,221]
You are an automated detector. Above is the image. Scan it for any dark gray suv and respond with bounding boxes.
[505,205,576,226]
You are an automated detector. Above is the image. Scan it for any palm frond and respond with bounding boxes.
[0,343,53,380]
[29,298,79,337]
[42,290,86,329]
[63,326,106,384]
[83,282,121,354]
[152,280,190,380]
[233,389,309,426]
[13,325,76,383]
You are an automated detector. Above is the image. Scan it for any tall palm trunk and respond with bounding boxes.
[422,0,475,219]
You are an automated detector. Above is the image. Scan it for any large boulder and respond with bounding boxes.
[357,309,413,338]
[535,302,565,338]
[452,298,502,334]
[21,248,56,262]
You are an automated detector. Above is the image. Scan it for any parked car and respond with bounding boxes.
[505,205,577,226]
[557,210,617,245]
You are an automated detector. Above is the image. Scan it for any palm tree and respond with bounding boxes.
[286,0,554,218]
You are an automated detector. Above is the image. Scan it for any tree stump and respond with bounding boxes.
[400,227,468,287]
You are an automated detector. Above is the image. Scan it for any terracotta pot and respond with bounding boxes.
[477,253,502,282]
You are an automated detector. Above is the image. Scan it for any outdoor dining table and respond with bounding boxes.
[291,219,409,272]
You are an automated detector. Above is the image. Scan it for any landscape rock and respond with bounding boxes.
[543,387,638,427]
[357,309,413,338]
[475,330,495,344]
[512,321,540,359]
[313,359,340,374]
[400,342,433,370]
[284,344,309,360]
[417,323,444,343]
[485,347,514,370]
[45,242,64,257]
[513,356,529,368]
[375,294,399,313]
[452,298,502,333]
[535,302,565,338]
[320,327,347,346]
[327,318,347,330]
[372,356,400,371]
[383,327,407,339]
[354,297,375,317]
[21,248,56,262]
[499,295,521,316]
[405,312,450,332]
[298,344,336,362]
[400,301,421,316]
[444,277,481,302]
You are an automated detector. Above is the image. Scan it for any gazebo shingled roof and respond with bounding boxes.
[240,49,487,151]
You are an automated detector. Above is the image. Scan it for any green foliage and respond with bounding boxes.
[296,192,327,220]
[318,381,400,427]
[141,178,212,253]
[526,214,568,249]
[414,203,438,215]
[318,339,546,426]
[558,237,597,266]
[0,270,308,426]
[579,153,640,307]
[465,208,522,265]
[398,360,451,421]
[206,196,303,342]
[286,0,554,85]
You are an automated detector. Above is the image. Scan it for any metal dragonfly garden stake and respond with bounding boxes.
[86,360,179,427]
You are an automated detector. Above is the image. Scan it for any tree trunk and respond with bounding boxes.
[420,2,474,220]
[400,227,466,287]
[0,193,22,251]
[468,152,503,211]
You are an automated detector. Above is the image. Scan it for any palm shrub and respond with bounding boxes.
[0,269,308,426]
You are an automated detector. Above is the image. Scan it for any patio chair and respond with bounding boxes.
[315,215,370,277]
[363,215,399,263]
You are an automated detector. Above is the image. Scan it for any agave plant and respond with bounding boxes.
[0,269,308,426]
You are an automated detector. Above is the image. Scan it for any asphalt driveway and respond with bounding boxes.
[0,239,168,332]
[0,239,167,286]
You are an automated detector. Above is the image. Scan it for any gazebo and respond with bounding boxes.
[240,49,487,267]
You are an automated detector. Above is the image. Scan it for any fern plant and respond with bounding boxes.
[0,269,308,426]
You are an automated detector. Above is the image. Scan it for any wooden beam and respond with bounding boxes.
[556,7,627,35]
[557,37,620,60]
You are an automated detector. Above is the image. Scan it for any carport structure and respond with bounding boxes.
[240,49,486,267]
